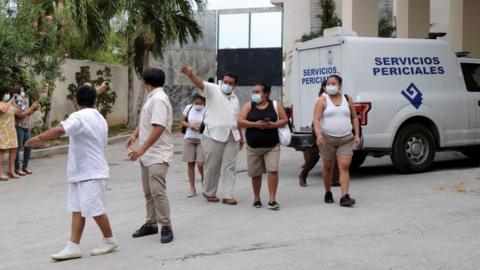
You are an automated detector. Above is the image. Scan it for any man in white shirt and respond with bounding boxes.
[126,68,175,243]
[180,64,244,205]
[26,84,118,261]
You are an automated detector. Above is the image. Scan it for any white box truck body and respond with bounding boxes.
[289,35,480,173]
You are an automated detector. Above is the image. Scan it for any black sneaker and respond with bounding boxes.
[324,191,334,203]
[340,194,356,207]
[253,201,262,208]
[160,226,174,243]
[267,201,280,210]
[132,223,158,238]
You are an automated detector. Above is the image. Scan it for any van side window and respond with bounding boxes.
[461,63,480,92]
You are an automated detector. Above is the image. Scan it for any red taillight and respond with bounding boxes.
[354,102,371,125]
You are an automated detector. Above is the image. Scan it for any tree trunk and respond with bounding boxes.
[132,50,151,126]
[126,43,135,128]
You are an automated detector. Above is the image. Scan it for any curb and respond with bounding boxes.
[2,133,132,162]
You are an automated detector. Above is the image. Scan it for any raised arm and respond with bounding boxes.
[180,64,205,91]
[15,102,39,119]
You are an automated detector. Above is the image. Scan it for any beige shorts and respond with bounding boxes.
[319,133,354,160]
[182,139,205,163]
[246,144,280,177]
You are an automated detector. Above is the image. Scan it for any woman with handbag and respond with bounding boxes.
[313,75,360,207]
[238,84,288,210]
[180,93,206,197]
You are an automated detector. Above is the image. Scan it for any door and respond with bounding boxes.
[460,62,480,144]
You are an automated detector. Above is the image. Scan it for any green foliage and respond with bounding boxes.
[378,10,396,38]
[66,66,117,118]
[300,0,342,42]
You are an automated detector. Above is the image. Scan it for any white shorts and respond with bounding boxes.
[67,179,107,218]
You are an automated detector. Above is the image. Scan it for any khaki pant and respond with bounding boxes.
[141,162,171,226]
[202,133,239,199]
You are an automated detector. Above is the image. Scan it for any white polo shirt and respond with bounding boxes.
[201,82,241,142]
[60,108,109,182]
[138,87,174,166]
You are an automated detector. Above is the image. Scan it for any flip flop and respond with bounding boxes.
[8,173,20,179]
[0,175,9,181]
[23,169,32,174]
[15,170,27,176]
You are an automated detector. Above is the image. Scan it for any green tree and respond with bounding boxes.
[378,10,396,38]
[116,0,206,128]
[301,0,342,42]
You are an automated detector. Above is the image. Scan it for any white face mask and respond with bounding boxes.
[194,104,204,111]
[220,84,233,95]
[20,91,26,97]
[325,85,339,95]
[251,94,262,103]
[3,94,11,102]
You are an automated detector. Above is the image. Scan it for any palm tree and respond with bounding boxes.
[119,0,206,128]
[28,0,116,129]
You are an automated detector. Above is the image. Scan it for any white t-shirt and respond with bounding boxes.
[60,108,109,182]
[201,82,240,142]
[138,88,174,166]
[183,104,206,140]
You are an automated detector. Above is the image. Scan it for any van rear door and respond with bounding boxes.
[460,60,480,144]
[292,39,342,132]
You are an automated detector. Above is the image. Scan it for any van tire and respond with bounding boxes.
[391,124,436,173]
[350,150,367,171]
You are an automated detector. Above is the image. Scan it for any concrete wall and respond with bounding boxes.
[50,59,141,125]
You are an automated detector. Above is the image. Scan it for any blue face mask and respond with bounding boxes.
[3,94,10,102]
[220,84,233,95]
[252,94,262,103]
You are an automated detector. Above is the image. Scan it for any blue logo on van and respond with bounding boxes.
[401,83,423,109]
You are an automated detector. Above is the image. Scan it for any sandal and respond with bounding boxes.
[187,190,197,198]
[8,172,20,179]
[0,175,8,181]
[23,168,32,174]
[15,170,27,176]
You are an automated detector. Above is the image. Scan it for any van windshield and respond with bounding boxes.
[461,63,480,92]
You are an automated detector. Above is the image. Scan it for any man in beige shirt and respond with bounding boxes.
[181,64,244,205]
[126,68,174,243]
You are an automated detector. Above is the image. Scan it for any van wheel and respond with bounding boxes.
[391,124,436,173]
[350,150,367,171]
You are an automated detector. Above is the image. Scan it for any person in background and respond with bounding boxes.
[0,87,19,180]
[207,77,215,83]
[238,84,288,210]
[313,74,359,207]
[180,93,206,197]
[180,64,244,206]
[13,85,40,175]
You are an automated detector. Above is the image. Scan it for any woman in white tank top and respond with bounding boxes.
[313,75,360,207]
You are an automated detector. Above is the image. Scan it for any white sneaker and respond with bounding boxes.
[90,237,118,256]
[51,241,82,261]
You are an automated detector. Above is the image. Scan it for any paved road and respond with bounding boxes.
[1,134,479,270]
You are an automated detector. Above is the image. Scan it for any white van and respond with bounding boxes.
[289,30,480,173]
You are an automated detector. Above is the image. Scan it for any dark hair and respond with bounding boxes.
[327,74,343,85]
[207,77,215,83]
[192,93,206,103]
[223,72,237,85]
[319,80,327,96]
[76,84,97,107]
[143,68,165,87]
[256,83,271,95]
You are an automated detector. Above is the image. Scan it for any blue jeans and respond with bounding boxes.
[15,126,32,171]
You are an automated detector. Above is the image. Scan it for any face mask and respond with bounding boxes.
[3,94,10,102]
[251,94,262,103]
[16,94,23,101]
[20,91,26,97]
[220,84,233,95]
[325,85,339,95]
[194,104,204,111]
